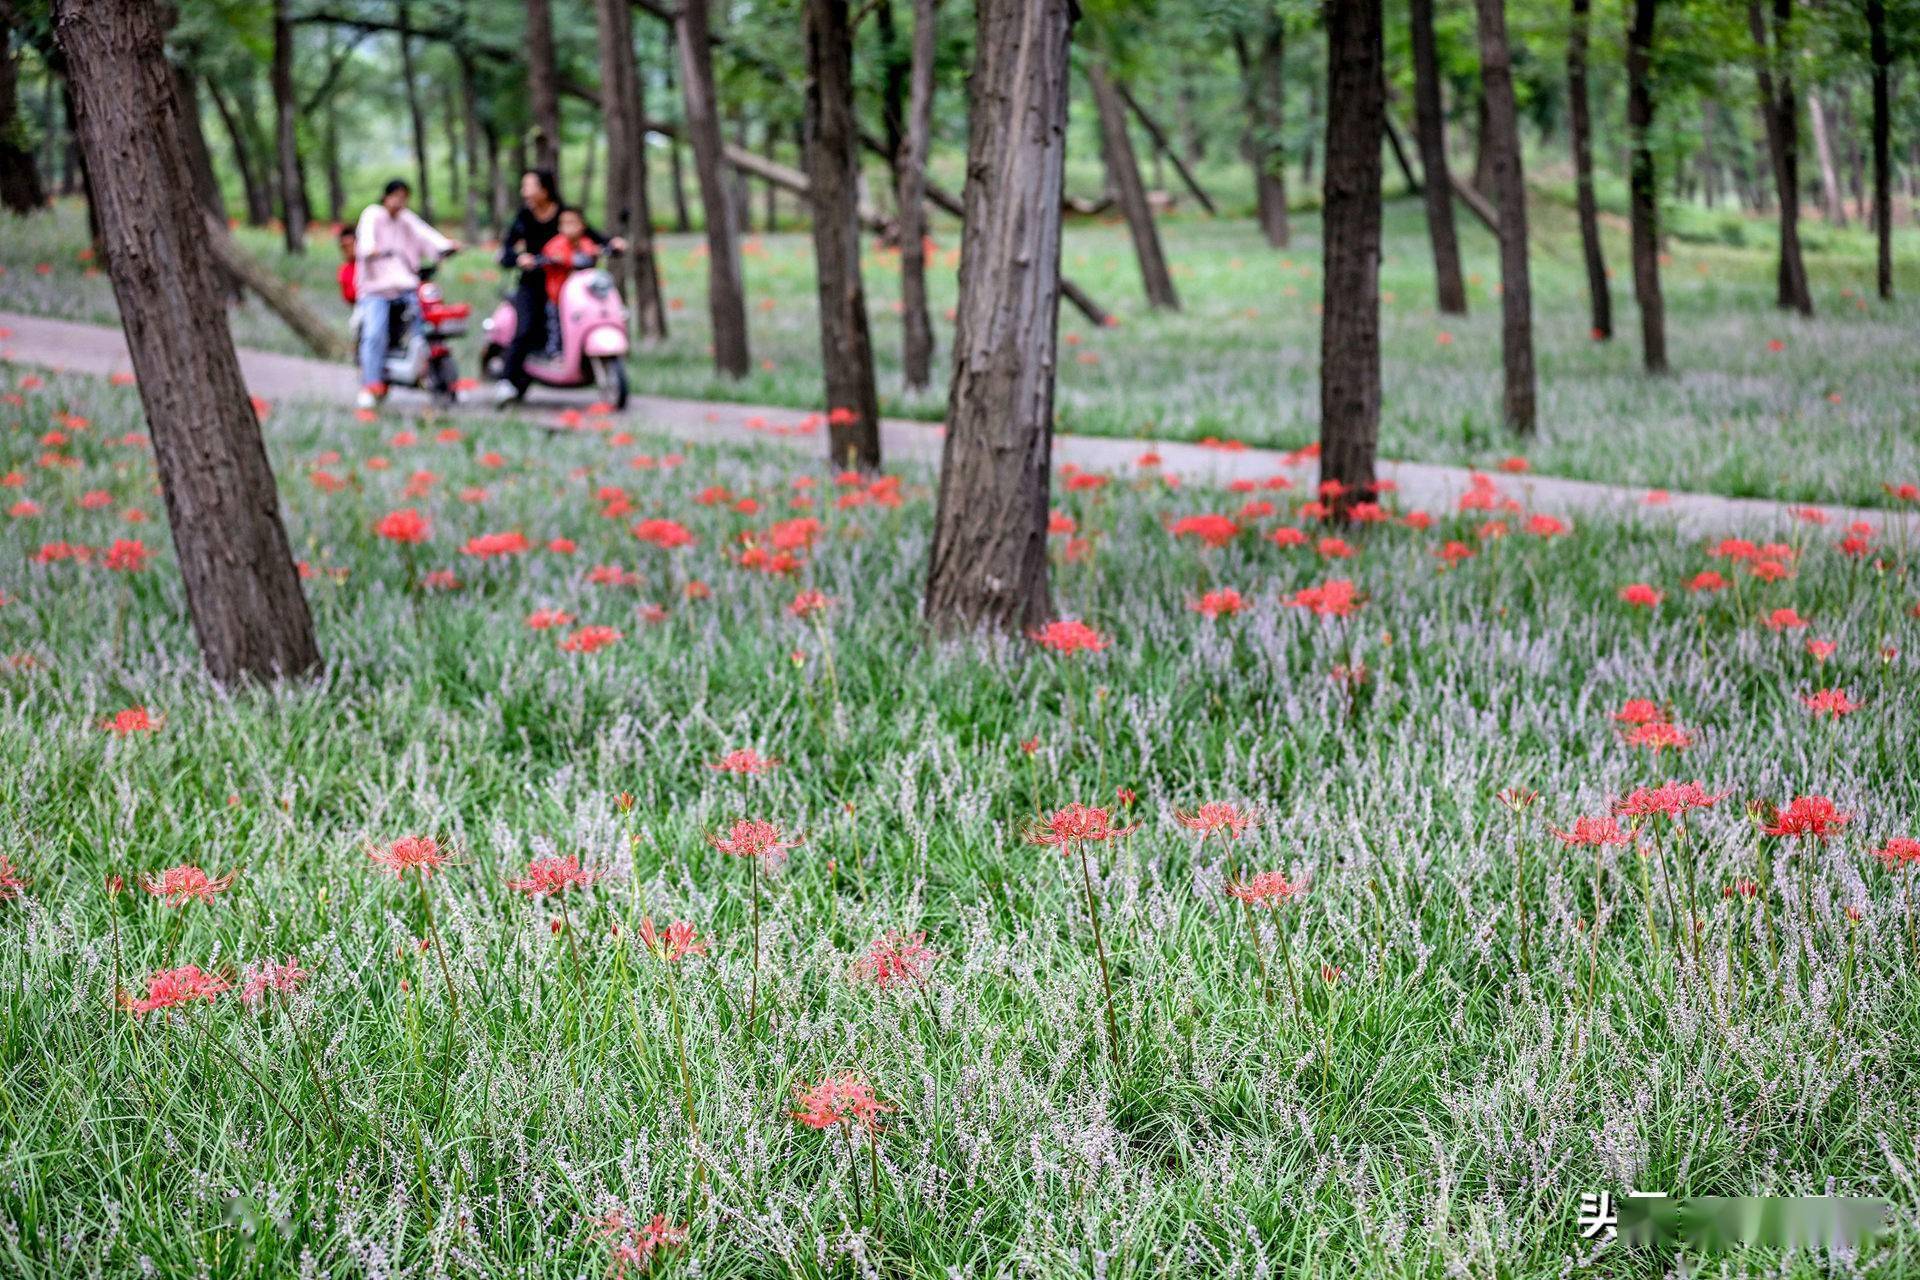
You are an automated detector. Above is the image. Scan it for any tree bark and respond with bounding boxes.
[0,0,46,214]
[458,51,483,239]
[441,79,463,223]
[924,0,1074,635]
[397,5,432,221]
[1568,0,1609,338]
[1627,0,1666,372]
[664,51,691,232]
[53,0,321,684]
[1118,81,1217,215]
[1748,0,1811,313]
[1868,0,1892,299]
[896,0,938,393]
[270,0,307,251]
[1087,60,1177,310]
[1806,90,1845,228]
[1319,0,1384,513]
[526,0,561,179]
[1234,24,1289,248]
[804,0,881,470]
[1472,0,1536,434]
[207,78,270,226]
[1410,0,1463,312]
[675,0,750,377]
[595,0,668,341]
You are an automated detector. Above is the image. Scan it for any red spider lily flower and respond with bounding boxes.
[525,607,577,630]
[421,569,460,590]
[1048,511,1077,535]
[121,965,231,1017]
[1613,699,1666,725]
[1764,607,1809,631]
[638,917,707,963]
[1065,472,1109,492]
[1175,802,1257,841]
[1748,558,1793,583]
[1549,816,1633,846]
[1623,722,1694,754]
[1115,787,1137,806]
[368,835,450,878]
[1617,583,1662,609]
[240,957,311,1005]
[1029,619,1108,654]
[1320,963,1344,985]
[787,589,831,619]
[1872,837,1920,869]
[631,518,696,549]
[1189,588,1247,618]
[1496,787,1539,813]
[462,530,531,558]
[103,707,154,735]
[1526,514,1568,538]
[1806,639,1837,663]
[548,537,577,555]
[1612,782,1728,821]
[1269,526,1309,548]
[709,748,779,775]
[506,854,596,896]
[588,1209,689,1280]
[1801,688,1859,718]
[559,625,623,653]
[138,864,237,907]
[1762,795,1849,838]
[1687,570,1728,593]
[1347,501,1388,523]
[1317,536,1355,559]
[586,564,640,587]
[374,508,430,544]
[103,538,151,572]
[1227,870,1301,904]
[1169,514,1239,547]
[852,929,938,989]
[0,855,27,899]
[790,1073,893,1134]
[1287,579,1361,617]
[1435,540,1474,564]
[1710,538,1759,562]
[707,819,803,865]
[1884,482,1919,503]
[1026,803,1139,851]
[1724,878,1761,899]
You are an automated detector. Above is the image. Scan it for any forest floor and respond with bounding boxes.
[1,197,1917,507]
[2,356,1918,1277]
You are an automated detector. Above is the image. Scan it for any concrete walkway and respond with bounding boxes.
[2,310,1911,539]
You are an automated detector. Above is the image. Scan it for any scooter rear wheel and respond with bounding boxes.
[590,356,629,411]
[427,354,460,407]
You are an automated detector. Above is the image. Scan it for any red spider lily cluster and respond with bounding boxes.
[851,929,938,989]
[707,819,803,864]
[1025,803,1139,851]
[790,1073,893,1134]
[638,917,707,963]
[505,854,597,896]
[138,863,237,907]
[367,834,451,877]
[586,1209,688,1280]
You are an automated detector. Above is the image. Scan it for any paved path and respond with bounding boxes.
[2,310,1911,539]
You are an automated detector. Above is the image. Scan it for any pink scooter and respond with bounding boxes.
[480,250,631,409]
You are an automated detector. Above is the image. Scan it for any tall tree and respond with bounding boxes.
[1319,0,1384,512]
[526,0,560,177]
[397,4,431,220]
[1232,18,1289,249]
[0,0,46,214]
[1867,0,1892,299]
[52,0,320,684]
[924,0,1075,633]
[1409,0,1464,312]
[674,0,750,377]
[803,0,881,469]
[1472,0,1536,434]
[270,0,306,251]
[594,0,667,341]
[1568,0,1610,337]
[206,78,270,226]
[1806,91,1846,227]
[1626,0,1666,371]
[895,0,938,393]
[1749,0,1812,313]
[1087,60,1178,310]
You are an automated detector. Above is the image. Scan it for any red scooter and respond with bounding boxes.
[352,254,470,408]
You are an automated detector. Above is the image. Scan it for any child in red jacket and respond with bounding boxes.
[336,225,358,306]
[537,208,604,357]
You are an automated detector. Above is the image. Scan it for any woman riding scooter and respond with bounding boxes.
[491,170,624,406]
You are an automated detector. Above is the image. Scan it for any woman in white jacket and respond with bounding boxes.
[352,179,460,409]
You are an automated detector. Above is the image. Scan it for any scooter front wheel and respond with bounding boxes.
[590,356,629,411]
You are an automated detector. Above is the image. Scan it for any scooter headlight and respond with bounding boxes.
[587,271,613,299]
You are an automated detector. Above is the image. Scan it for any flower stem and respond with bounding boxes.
[1077,844,1121,1071]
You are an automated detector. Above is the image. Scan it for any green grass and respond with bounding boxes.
[1,367,1917,1276]
[2,192,1916,508]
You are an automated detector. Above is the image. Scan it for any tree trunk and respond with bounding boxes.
[1627,0,1666,372]
[1087,60,1178,311]
[1320,0,1384,513]
[1749,0,1811,313]
[441,80,463,224]
[0,0,46,214]
[526,0,561,179]
[1568,0,1610,339]
[804,0,881,470]
[397,6,432,221]
[729,108,752,233]
[270,0,307,251]
[581,129,597,219]
[458,52,483,240]
[1837,83,1864,219]
[675,0,750,377]
[207,79,269,225]
[1234,24,1289,248]
[595,0,667,342]
[1868,0,1892,299]
[762,120,778,229]
[896,0,938,393]
[876,0,907,191]
[52,0,321,684]
[1473,0,1536,434]
[172,67,225,225]
[924,0,1074,634]
[1806,91,1845,228]
[664,51,691,232]
[1410,0,1464,312]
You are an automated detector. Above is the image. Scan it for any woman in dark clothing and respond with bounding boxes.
[492,169,625,404]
